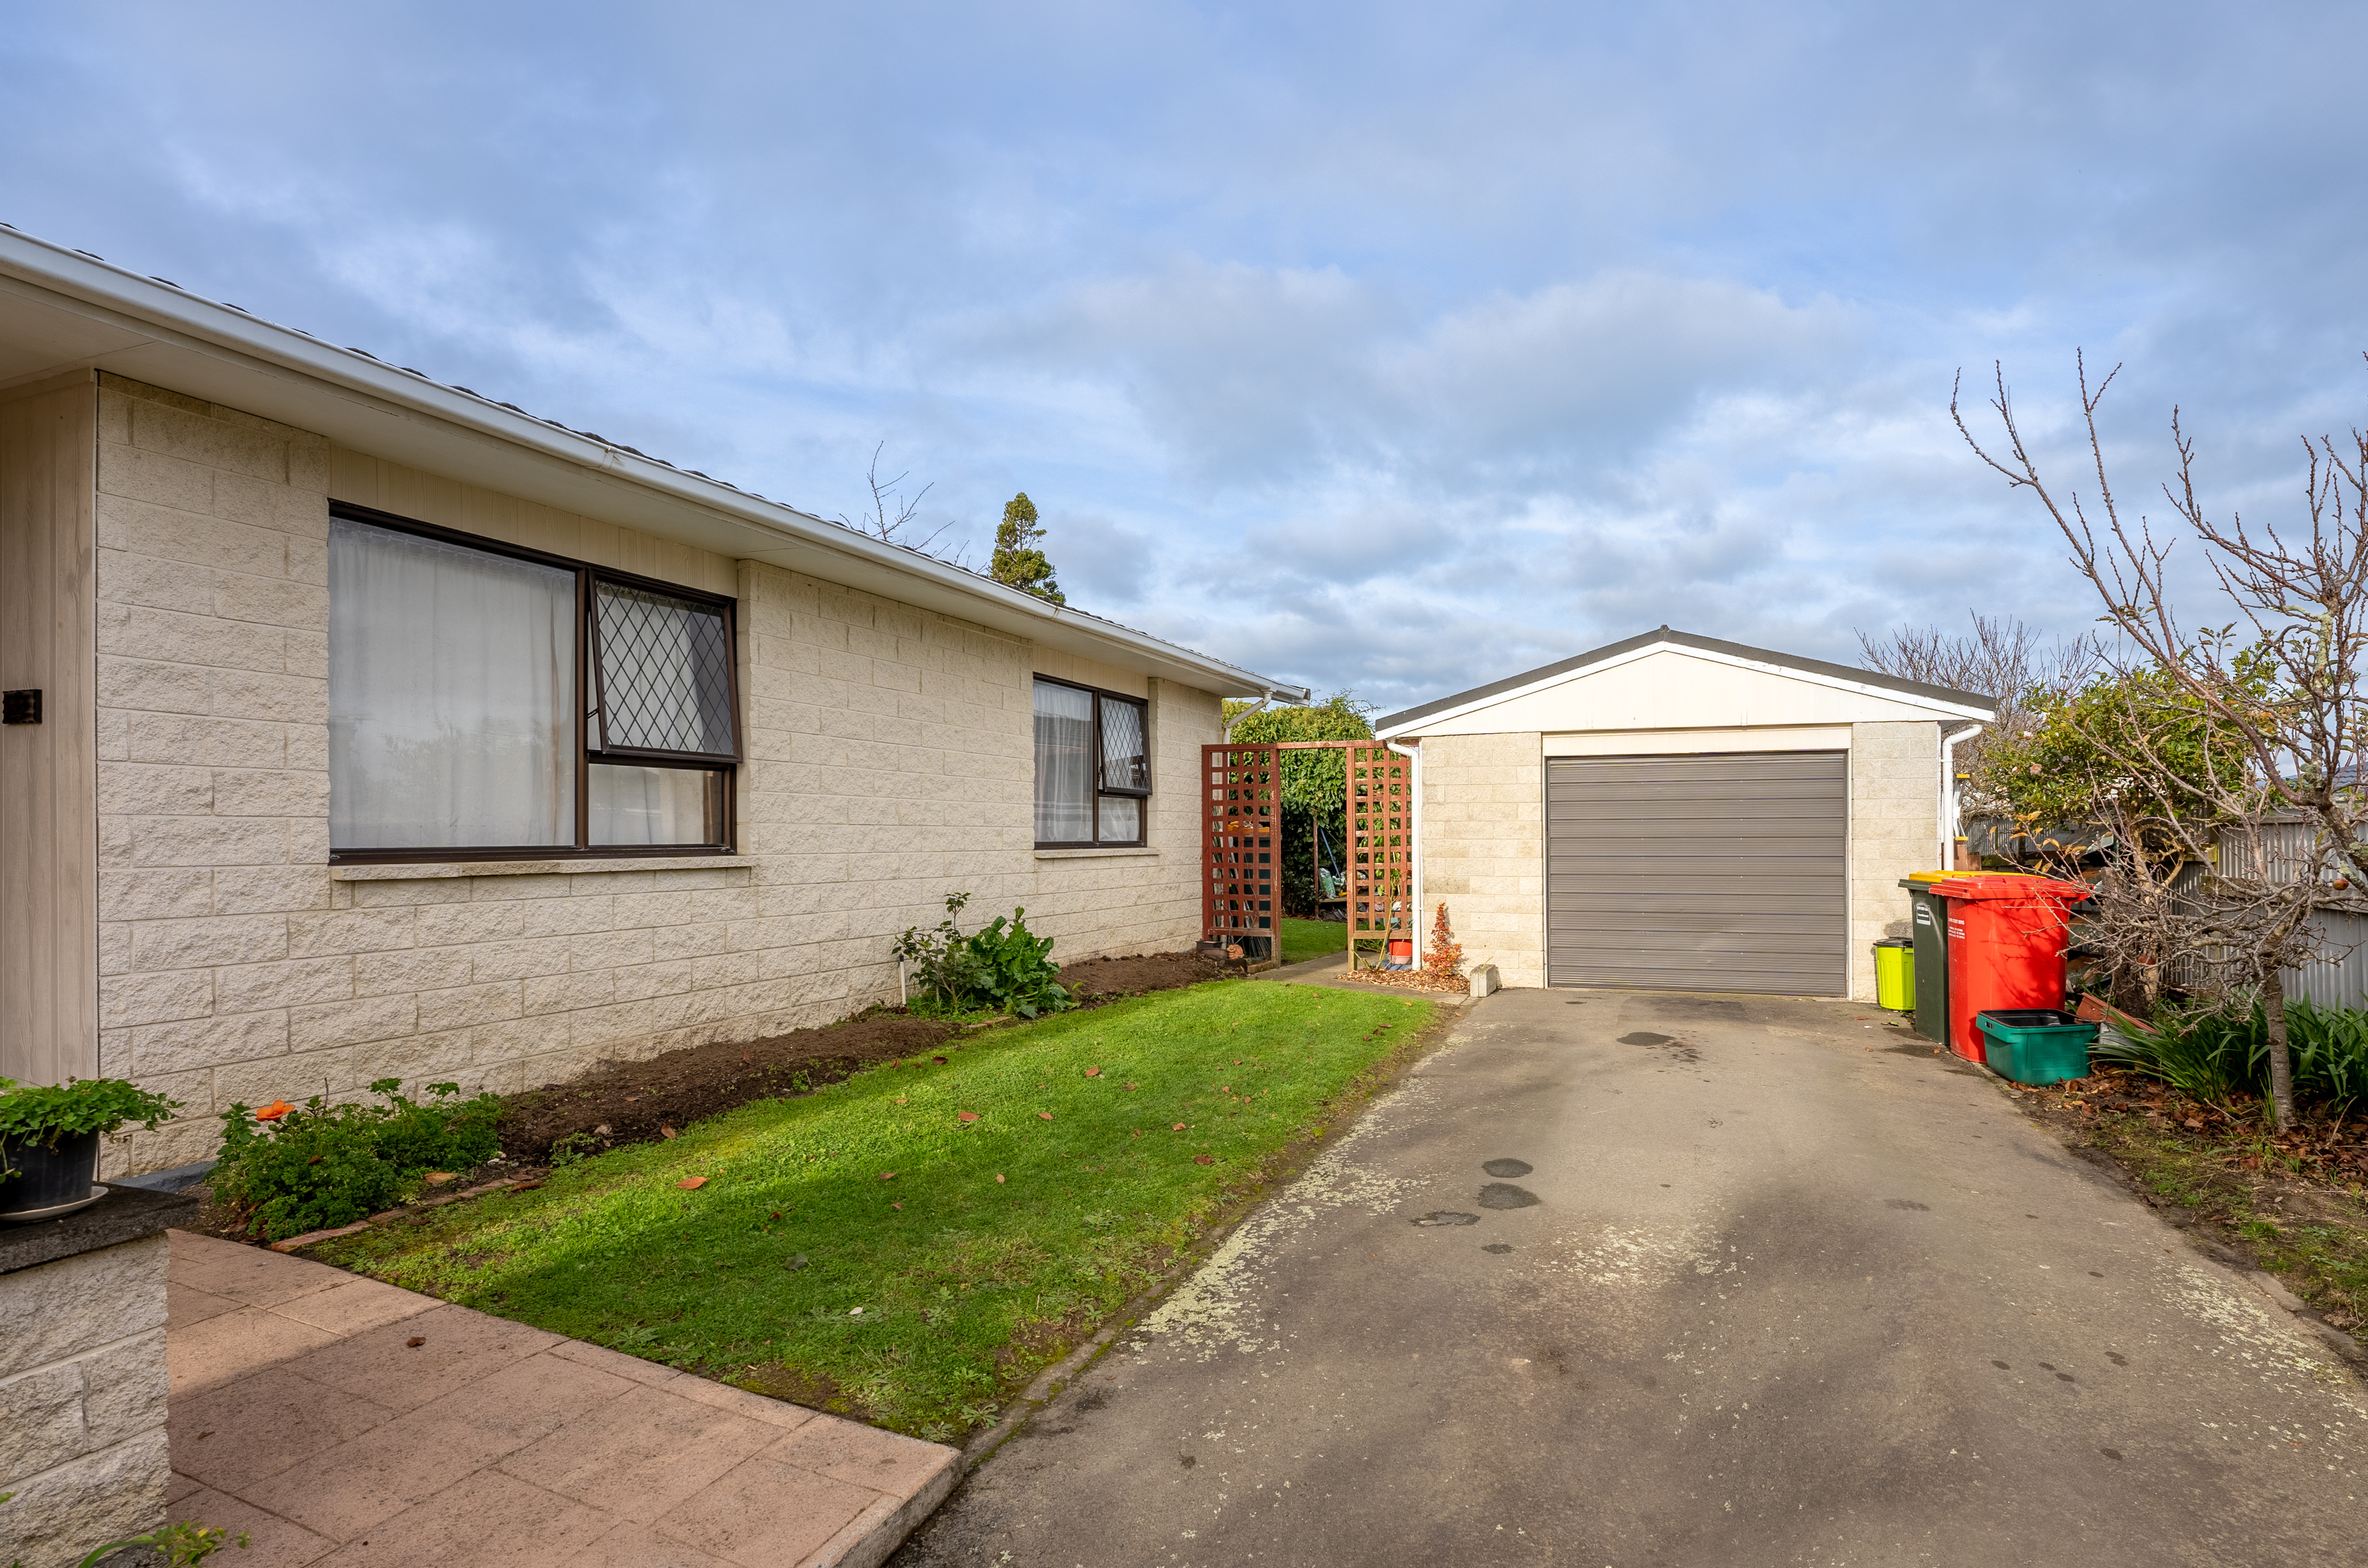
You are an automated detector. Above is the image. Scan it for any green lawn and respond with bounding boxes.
[1279,917,1346,965]
[321,981,1434,1441]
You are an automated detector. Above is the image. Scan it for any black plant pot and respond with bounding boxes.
[0,1129,102,1222]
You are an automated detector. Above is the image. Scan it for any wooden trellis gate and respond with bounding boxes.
[1201,739,1416,968]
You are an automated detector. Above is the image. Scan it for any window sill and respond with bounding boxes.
[1034,847,1159,860]
[330,855,756,882]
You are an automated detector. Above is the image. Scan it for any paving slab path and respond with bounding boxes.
[897,986,2368,1567]
[162,1231,958,1567]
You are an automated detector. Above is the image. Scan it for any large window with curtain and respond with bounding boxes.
[1033,676,1149,847]
[328,503,740,860]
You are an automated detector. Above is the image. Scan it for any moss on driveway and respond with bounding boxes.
[321,980,1436,1440]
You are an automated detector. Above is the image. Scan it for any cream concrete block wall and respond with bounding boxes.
[0,1236,172,1567]
[736,561,1220,1010]
[93,377,1220,1172]
[1418,733,1545,987]
[1848,721,1940,1003]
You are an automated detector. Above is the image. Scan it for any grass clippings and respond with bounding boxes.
[318,980,1440,1442]
[2011,1068,2368,1336]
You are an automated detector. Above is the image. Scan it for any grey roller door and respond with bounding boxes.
[1547,752,1847,995]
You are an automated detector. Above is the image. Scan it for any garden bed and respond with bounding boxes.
[2011,1068,2368,1336]
[313,981,1445,1440]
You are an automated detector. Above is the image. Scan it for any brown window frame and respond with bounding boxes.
[327,501,741,864]
[1033,674,1150,849]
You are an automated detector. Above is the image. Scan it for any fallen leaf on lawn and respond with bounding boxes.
[850,1306,865,1315]
[894,1097,908,1104]
[878,1172,896,1181]
[1194,1154,1214,1165]
[995,1174,1006,1183]
[932,1055,948,1065]
[771,1210,783,1220]
[1132,1129,1143,1137]
[423,1172,454,1186]
[1172,1122,1187,1130]
[659,1126,678,1139]
[958,1111,981,1123]
[1037,1111,1054,1120]
[1086,1066,1101,1077]
[405,1336,426,1348]
[677,1176,707,1189]
[892,1201,902,1210]
[1126,1082,1138,1090]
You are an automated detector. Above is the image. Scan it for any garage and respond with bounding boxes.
[1545,751,1848,994]
[1371,627,1996,1003]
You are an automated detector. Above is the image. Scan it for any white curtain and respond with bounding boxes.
[330,521,576,849]
[1034,681,1093,842]
[590,763,715,845]
[1096,794,1142,843]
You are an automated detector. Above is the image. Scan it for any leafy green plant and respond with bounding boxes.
[0,1495,246,1568]
[893,894,1073,1018]
[0,1077,180,1189]
[210,1078,503,1241]
[961,908,1072,1018]
[0,1077,180,1149]
[2098,997,2368,1115]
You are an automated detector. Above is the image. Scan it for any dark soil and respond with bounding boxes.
[499,1012,959,1163]
[1056,950,1224,1001]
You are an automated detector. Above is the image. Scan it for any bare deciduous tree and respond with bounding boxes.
[1854,612,2096,796]
[1953,353,2368,1129]
[839,442,957,557]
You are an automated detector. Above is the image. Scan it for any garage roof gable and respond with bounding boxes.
[1375,627,1998,738]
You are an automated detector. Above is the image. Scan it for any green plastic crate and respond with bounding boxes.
[1976,1008,2097,1086]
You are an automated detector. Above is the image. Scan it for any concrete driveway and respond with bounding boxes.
[896,985,2366,1568]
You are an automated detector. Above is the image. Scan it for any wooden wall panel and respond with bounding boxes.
[0,371,99,1085]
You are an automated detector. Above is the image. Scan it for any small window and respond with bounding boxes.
[1034,677,1149,846]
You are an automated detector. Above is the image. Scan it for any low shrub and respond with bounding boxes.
[893,894,1074,1019]
[210,1078,503,1241]
[2098,996,2368,1114]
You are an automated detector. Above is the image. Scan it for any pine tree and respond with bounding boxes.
[990,492,1064,603]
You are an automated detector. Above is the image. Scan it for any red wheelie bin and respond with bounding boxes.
[1929,873,2091,1065]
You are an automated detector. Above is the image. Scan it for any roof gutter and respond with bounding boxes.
[0,226,1308,703]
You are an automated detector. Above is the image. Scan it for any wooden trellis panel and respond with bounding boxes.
[1203,744,1280,947]
[1347,742,1414,961]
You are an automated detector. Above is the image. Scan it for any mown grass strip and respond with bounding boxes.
[321,980,1434,1439]
[1278,917,1346,965]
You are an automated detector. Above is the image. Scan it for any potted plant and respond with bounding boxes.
[0,1077,180,1223]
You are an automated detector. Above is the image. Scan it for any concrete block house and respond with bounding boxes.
[0,229,1306,1176]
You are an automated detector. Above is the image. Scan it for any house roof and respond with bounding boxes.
[1374,625,1997,736]
[0,224,1308,703]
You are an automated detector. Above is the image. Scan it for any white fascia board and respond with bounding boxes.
[0,230,1307,703]
[1374,637,1994,739]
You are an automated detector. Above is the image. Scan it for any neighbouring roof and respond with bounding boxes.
[1375,625,1998,735]
[0,224,1307,703]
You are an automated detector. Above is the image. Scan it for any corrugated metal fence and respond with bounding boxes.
[2137,820,2368,1008]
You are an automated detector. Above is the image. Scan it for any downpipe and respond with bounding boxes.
[1940,723,1984,870]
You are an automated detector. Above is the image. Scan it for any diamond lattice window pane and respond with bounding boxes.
[593,581,736,756]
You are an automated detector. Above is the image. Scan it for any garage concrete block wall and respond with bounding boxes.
[91,376,1221,1173]
[1419,732,1545,988]
[1848,721,1939,1003]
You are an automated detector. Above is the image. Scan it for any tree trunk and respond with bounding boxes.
[2262,972,2297,1132]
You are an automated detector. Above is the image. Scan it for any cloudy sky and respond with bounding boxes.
[8,1,2365,710]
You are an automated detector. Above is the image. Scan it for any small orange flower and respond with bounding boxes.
[254,1101,295,1122]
